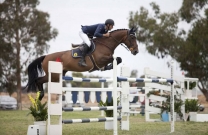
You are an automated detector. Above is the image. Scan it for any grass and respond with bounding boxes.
[0,110,208,135]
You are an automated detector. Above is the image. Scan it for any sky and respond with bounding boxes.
[37,0,184,78]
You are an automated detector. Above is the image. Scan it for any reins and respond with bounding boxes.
[94,29,134,53]
[109,30,132,52]
[93,40,114,53]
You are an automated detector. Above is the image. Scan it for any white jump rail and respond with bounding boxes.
[47,58,121,135]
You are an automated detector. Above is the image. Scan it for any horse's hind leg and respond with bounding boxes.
[36,71,66,101]
[36,76,48,100]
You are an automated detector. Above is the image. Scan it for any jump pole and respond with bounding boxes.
[170,60,174,133]
[113,56,118,135]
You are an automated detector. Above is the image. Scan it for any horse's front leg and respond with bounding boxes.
[102,57,122,71]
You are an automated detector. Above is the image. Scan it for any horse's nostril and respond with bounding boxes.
[132,50,139,55]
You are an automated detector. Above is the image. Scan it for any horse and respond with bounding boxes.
[25,27,139,100]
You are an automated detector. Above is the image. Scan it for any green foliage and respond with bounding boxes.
[129,3,181,59]
[184,81,197,90]
[0,41,16,95]
[185,99,200,113]
[161,95,184,119]
[128,1,208,101]
[28,100,48,121]
[146,90,160,97]
[179,0,208,23]
[98,97,119,117]
[27,92,48,121]
[0,0,58,96]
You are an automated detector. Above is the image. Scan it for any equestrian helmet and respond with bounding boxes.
[105,19,114,25]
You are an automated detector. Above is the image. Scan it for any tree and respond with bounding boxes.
[128,1,208,101]
[0,0,58,109]
[0,41,16,95]
[179,0,208,23]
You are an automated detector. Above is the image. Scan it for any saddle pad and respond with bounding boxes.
[71,41,95,58]
[71,47,82,58]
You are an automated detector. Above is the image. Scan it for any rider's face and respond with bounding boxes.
[106,24,114,31]
[109,25,114,30]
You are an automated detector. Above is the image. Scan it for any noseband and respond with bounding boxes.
[126,30,137,51]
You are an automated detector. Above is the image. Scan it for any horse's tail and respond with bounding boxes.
[25,55,46,93]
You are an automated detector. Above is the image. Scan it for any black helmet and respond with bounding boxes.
[105,19,114,25]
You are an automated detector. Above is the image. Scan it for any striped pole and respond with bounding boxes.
[63,76,173,83]
[63,76,113,82]
[113,57,118,135]
[63,106,122,112]
[117,77,173,83]
[101,82,104,116]
[63,117,122,124]
[170,60,174,133]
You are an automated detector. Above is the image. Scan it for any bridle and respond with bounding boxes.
[93,29,136,53]
[110,30,136,52]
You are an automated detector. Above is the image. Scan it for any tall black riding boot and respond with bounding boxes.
[78,44,89,67]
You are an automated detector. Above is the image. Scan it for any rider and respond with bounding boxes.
[78,19,115,67]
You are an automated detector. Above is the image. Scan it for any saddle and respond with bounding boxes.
[71,41,99,72]
[71,41,95,58]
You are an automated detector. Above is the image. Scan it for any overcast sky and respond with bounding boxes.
[37,0,184,78]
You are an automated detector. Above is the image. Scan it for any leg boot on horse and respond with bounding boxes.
[104,57,122,70]
[78,44,89,67]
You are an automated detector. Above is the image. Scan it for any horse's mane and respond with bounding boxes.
[93,28,128,42]
[110,28,128,33]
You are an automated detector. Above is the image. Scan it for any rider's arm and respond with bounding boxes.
[94,24,108,37]
[103,33,110,37]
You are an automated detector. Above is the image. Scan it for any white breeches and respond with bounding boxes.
[79,31,91,47]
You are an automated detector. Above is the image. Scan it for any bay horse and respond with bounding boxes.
[26,27,139,100]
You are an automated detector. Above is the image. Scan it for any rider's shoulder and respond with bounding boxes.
[98,23,105,25]
[96,23,105,28]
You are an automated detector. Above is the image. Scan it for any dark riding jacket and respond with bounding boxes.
[81,24,108,38]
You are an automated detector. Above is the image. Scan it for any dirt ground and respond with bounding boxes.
[197,95,208,107]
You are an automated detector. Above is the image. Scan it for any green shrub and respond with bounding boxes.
[185,99,199,113]
[185,81,196,90]
[99,97,119,117]
[27,91,48,121]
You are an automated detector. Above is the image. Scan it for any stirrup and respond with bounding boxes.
[72,44,79,48]
[78,59,87,67]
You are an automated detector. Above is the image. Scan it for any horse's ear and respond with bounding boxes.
[130,26,138,33]
[130,27,135,33]
[133,27,138,32]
